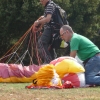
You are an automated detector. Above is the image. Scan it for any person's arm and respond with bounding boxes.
[34,14,52,28]
[70,50,77,58]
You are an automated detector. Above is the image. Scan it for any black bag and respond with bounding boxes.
[51,29,62,49]
[50,2,68,49]
[51,1,68,26]
[55,5,68,25]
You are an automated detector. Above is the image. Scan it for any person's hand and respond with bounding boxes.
[34,20,40,28]
[32,20,41,33]
[32,16,44,33]
[32,20,40,32]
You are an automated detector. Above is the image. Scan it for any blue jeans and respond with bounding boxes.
[85,54,100,85]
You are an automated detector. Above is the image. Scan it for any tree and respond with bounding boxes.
[0,0,43,56]
[0,0,100,57]
[67,0,100,39]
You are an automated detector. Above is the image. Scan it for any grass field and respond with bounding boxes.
[0,83,100,100]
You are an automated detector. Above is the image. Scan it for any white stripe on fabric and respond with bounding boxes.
[77,72,86,87]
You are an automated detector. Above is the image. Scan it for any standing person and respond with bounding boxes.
[60,25,100,86]
[34,0,68,64]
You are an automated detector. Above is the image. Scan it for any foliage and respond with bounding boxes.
[67,0,100,42]
[0,0,43,56]
[0,0,100,57]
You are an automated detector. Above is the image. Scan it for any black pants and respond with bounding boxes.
[37,27,56,64]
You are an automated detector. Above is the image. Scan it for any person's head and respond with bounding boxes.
[40,0,49,6]
[60,25,74,42]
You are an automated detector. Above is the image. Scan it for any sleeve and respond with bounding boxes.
[46,3,55,15]
[70,37,80,51]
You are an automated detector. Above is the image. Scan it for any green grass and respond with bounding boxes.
[0,83,100,100]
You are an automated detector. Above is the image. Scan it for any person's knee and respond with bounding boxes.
[85,75,100,85]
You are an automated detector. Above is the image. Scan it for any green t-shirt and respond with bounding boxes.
[70,33,100,61]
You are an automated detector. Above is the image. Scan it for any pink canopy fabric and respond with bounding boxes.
[0,63,40,82]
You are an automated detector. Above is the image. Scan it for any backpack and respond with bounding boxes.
[50,1,68,49]
[50,1,68,26]
[55,5,68,25]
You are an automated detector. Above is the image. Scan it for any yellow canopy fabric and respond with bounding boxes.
[51,57,85,78]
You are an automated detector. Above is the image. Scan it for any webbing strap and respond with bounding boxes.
[15,49,28,64]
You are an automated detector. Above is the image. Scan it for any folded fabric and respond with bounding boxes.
[0,63,40,82]
[50,56,85,78]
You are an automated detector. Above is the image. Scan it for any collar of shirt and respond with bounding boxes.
[44,0,51,8]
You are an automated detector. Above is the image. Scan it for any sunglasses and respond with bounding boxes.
[60,31,66,37]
